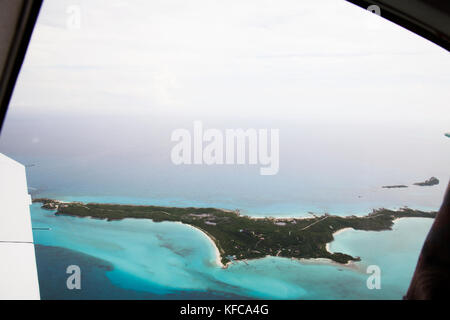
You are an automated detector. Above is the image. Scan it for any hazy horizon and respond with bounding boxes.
[1,0,449,215]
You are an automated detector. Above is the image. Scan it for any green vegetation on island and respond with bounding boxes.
[33,198,436,266]
[414,177,439,187]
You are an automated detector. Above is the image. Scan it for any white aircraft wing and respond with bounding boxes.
[0,153,40,300]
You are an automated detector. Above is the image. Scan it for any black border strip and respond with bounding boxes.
[0,0,43,134]
[346,0,450,51]
[0,300,440,316]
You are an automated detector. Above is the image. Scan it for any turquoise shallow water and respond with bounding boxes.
[31,203,433,299]
[328,217,434,298]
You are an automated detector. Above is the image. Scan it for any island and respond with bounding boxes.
[382,177,440,188]
[414,177,439,187]
[382,185,408,189]
[33,198,436,266]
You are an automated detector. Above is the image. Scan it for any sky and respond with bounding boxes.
[8,0,450,125]
[1,0,449,214]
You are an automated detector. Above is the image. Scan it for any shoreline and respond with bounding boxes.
[295,257,361,271]
[217,255,362,272]
[324,217,422,256]
[325,227,354,254]
[34,198,436,268]
[186,216,434,270]
[175,222,224,268]
[35,197,438,220]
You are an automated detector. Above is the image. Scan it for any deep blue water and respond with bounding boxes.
[35,245,247,300]
[31,203,433,300]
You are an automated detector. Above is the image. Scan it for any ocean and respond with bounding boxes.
[31,203,433,299]
[0,112,447,299]
[2,112,449,216]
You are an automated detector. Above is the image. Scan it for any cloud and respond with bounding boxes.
[9,0,450,124]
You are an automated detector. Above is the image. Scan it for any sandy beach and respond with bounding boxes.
[175,222,224,268]
[325,227,354,253]
[177,221,361,271]
[295,257,362,271]
[392,217,407,223]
